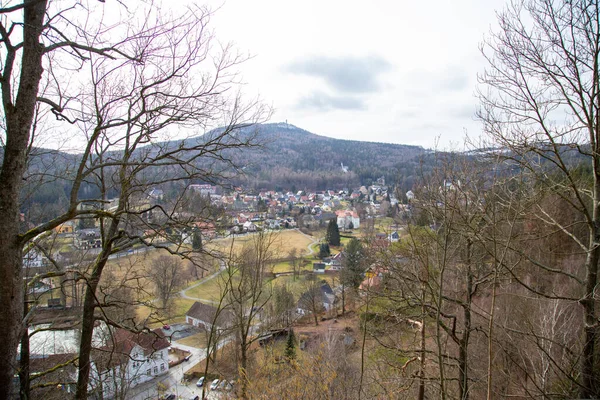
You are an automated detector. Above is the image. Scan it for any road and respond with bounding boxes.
[296,228,319,256]
[127,340,230,400]
[128,260,230,400]
[125,229,317,399]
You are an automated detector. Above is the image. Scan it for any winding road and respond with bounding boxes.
[179,229,319,304]
[127,229,319,399]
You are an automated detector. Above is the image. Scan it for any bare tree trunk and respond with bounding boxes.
[582,126,600,397]
[458,245,473,400]
[486,266,498,400]
[581,223,600,397]
[358,293,369,400]
[75,274,101,399]
[418,281,426,400]
[75,217,120,398]
[0,1,48,396]
[239,335,249,400]
[19,301,31,400]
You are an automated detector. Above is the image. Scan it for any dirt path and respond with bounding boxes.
[178,260,225,305]
[296,228,319,256]
[179,230,318,303]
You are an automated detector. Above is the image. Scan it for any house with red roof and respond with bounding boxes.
[336,209,360,229]
[89,328,170,398]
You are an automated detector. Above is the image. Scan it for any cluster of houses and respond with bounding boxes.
[205,184,403,236]
[25,180,405,266]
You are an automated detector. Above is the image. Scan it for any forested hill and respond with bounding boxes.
[201,122,430,190]
[15,123,432,221]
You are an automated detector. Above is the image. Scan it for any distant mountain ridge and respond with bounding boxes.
[202,122,429,190]
[14,123,431,222]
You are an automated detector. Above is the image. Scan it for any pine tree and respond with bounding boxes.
[341,238,366,289]
[326,219,340,246]
[192,229,202,251]
[319,243,331,259]
[285,328,296,361]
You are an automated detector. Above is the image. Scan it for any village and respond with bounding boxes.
[21,179,412,399]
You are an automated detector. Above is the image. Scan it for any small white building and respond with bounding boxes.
[185,301,234,334]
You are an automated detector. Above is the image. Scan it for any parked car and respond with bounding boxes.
[190,396,199,400]
[163,394,176,400]
[163,324,171,330]
[196,376,205,387]
[210,378,220,390]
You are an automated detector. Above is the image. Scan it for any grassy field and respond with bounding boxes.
[127,230,318,325]
[185,267,337,306]
[271,273,338,298]
[176,331,208,348]
[136,297,196,327]
[272,258,312,274]
[206,230,315,259]
[184,273,228,302]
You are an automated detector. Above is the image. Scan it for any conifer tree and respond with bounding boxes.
[326,218,341,246]
[341,238,366,289]
[192,229,202,251]
[319,243,331,259]
[285,328,297,361]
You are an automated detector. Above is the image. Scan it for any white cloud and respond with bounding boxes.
[172,0,507,148]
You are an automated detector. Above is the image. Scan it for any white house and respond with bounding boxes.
[89,328,170,399]
[336,209,360,230]
[242,221,257,232]
[329,252,344,271]
[23,249,46,269]
[185,301,234,334]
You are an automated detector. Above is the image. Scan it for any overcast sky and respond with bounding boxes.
[176,0,507,149]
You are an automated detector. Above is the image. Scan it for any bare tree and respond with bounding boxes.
[271,284,295,328]
[288,248,301,280]
[0,1,268,397]
[364,153,514,400]
[200,266,234,400]
[299,277,325,327]
[147,255,183,316]
[478,0,600,396]
[225,231,277,399]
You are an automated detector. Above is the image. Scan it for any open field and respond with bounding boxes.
[206,230,314,259]
[184,273,228,302]
[121,229,319,325]
[176,331,208,348]
[186,267,337,306]
[374,217,396,232]
[271,258,311,274]
[271,273,338,298]
[136,297,196,327]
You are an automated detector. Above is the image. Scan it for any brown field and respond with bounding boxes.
[206,230,315,259]
[136,297,196,327]
[177,331,208,348]
[96,230,317,326]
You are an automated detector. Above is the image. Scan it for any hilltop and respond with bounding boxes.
[180,122,431,190]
